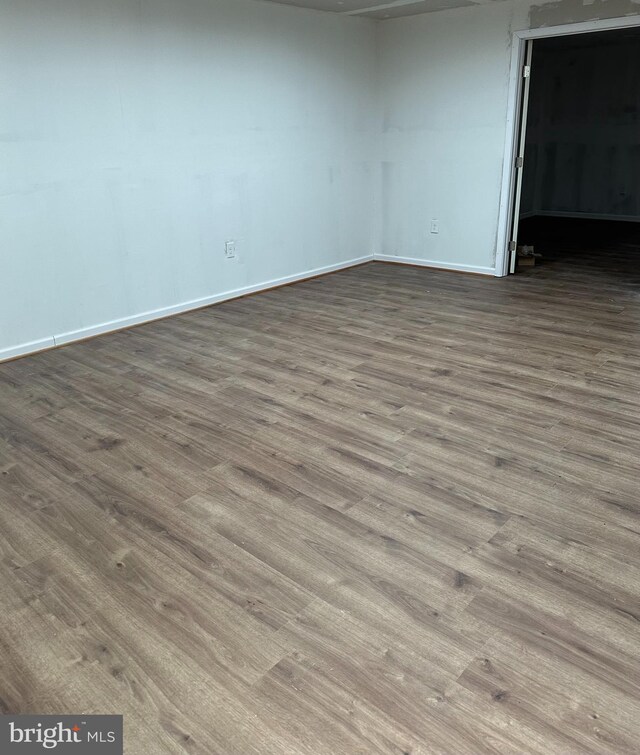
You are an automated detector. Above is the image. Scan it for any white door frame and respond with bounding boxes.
[494,14,640,277]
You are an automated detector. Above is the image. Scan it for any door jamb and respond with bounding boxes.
[494,14,640,277]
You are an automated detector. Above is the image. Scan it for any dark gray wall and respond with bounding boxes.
[521,29,640,220]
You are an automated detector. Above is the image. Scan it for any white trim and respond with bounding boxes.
[0,337,56,363]
[0,255,373,363]
[375,254,495,275]
[496,14,640,277]
[509,38,534,275]
[534,210,640,223]
[495,33,527,277]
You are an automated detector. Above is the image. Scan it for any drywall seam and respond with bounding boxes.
[0,255,373,363]
[345,0,430,15]
[529,0,640,30]
[375,254,495,275]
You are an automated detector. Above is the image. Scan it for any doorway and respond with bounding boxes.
[497,16,640,277]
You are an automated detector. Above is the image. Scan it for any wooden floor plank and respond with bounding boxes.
[1,230,640,752]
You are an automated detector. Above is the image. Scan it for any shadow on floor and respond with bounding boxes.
[516,216,640,286]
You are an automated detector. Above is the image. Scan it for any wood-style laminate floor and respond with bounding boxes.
[1,233,640,753]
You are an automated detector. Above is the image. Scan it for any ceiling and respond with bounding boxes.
[256,0,493,21]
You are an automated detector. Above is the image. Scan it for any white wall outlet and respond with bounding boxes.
[430,220,439,234]
[225,240,236,258]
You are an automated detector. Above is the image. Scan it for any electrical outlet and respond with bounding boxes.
[430,220,439,234]
[225,240,236,259]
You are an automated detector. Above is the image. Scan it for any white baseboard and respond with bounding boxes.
[375,254,495,276]
[0,255,373,363]
[0,337,57,363]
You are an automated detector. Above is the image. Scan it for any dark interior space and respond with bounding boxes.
[518,216,640,284]
[516,26,640,276]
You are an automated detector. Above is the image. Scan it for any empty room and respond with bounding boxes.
[1,0,639,753]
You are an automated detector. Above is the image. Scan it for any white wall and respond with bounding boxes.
[4,0,640,359]
[377,0,640,274]
[0,0,377,359]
